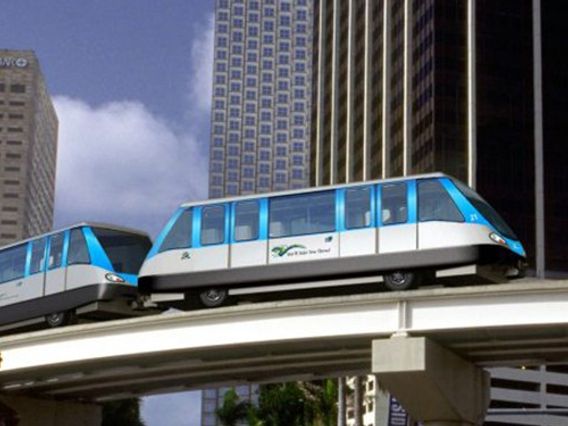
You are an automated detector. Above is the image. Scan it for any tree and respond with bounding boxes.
[257,383,307,426]
[297,379,337,426]
[216,388,251,426]
[102,398,145,426]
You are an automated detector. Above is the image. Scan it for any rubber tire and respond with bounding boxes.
[384,271,421,291]
[199,288,229,308]
[45,311,76,328]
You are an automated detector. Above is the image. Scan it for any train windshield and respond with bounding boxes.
[453,180,518,240]
[92,228,152,274]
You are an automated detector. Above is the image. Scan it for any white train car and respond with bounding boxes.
[0,223,151,330]
[139,174,526,308]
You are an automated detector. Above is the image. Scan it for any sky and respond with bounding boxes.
[1,1,217,424]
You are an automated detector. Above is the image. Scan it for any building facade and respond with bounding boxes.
[0,50,58,246]
[209,0,313,198]
[310,1,567,426]
[309,0,566,278]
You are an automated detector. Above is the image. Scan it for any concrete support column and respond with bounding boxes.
[372,337,489,425]
[0,395,101,426]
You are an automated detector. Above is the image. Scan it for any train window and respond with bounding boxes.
[29,238,46,274]
[345,187,372,229]
[453,179,518,240]
[269,191,335,238]
[68,229,91,265]
[201,205,226,245]
[418,180,464,222]
[234,201,259,242]
[160,209,193,252]
[48,233,64,270]
[0,244,26,284]
[381,183,407,225]
[92,228,152,274]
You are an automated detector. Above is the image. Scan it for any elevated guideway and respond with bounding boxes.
[0,279,567,404]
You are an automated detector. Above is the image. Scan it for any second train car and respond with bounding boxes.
[139,173,526,308]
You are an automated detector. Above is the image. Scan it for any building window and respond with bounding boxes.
[292,169,304,179]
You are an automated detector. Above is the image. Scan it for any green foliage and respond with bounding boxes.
[216,388,251,426]
[102,398,145,426]
[254,379,338,426]
[257,383,307,426]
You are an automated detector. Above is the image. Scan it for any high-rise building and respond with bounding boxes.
[209,0,313,198]
[0,50,58,246]
[310,1,567,425]
[309,0,566,278]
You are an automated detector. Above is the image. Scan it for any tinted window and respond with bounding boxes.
[453,180,518,240]
[48,233,65,270]
[160,209,193,252]
[270,191,335,238]
[30,238,46,274]
[381,183,407,225]
[345,187,372,229]
[92,228,151,274]
[418,180,464,222]
[0,244,26,283]
[201,205,226,245]
[68,229,91,265]
[235,201,259,241]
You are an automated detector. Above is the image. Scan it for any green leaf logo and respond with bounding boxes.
[271,244,306,257]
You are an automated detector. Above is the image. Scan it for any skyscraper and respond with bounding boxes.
[209,0,313,198]
[309,0,566,278]
[310,1,568,425]
[0,50,58,246]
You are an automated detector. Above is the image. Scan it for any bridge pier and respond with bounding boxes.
[0,395,101,426]
[372,336,490,425]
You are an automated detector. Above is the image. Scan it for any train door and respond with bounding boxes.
[24,238,47,301]
[230,199,267,268]
[378,181,417,253]
[340,186,377,257]
[193,204,229,272]
[268,190,339,265]
[44,232,67,295]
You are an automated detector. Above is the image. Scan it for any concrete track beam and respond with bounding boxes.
[0,395,101,426]
[372,336,489,425]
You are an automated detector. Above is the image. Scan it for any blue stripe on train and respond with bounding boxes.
[147,177,525,259]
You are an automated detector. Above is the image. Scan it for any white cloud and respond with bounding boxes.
[53,96,208,236]
[53,15,215,238]
[187,14,215,119]
[52,10,215,423]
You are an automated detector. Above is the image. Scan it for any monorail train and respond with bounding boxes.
[138,173,527,308]
[0,223,151,330]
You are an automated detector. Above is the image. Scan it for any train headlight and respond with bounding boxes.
[489,232,507,245]
[105,273,125,283]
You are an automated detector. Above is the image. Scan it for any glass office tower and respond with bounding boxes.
[209,0,313,198]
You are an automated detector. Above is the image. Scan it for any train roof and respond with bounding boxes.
[0,222,150,251]
[181,172,451,208]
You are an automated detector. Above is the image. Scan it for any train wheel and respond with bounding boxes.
[45,310,76,328]
[199,288,228,308]
[384,271,421,291]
